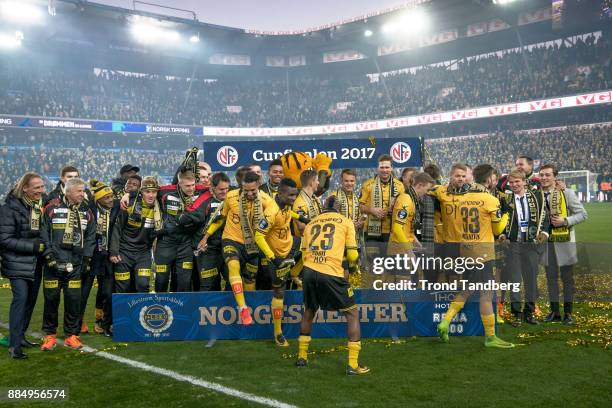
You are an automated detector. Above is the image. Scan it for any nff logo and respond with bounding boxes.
[217,146,239,167]
[390,142,411,164]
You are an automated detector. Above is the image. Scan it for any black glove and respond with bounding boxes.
[45,255,58,270]
[348,264,360,275]
[33,238,45,254]
[272,257,294,269]
[298,215,310,225]
[499,197,510,214]
[271,257,294,279]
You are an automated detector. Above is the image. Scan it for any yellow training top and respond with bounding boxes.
[302,211,357,278]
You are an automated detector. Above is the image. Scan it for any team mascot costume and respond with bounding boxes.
[279,151,332,195]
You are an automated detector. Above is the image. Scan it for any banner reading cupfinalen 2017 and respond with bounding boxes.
[112,289,483,342]
[203,137,423,171]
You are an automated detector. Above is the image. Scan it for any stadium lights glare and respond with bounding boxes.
[493,0,517,4]
[382,23,394,33]
[131,21,181,44]
[0,31,23,48]
[189,34,200,43]
[382,9,429,36]
[0,1,44,24]
[399,9,429,33]
[364,29,373,37]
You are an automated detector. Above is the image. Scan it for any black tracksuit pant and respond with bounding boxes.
[154,237,193,293]
[114,249,153,293]
[42,263,83,336]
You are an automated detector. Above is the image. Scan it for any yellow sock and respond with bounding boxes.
[228,260,246,309]
[271,297,284,336]
[443,295,465,322]
[481,313,496,337]
[244,281,256,291]
[298,335,311,360]
[348,341,361,369]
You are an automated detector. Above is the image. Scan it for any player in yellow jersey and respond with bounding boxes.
[478,164,508,322]
[390,172,435,251]
[329,169,366,279]
[296,196,370,375]
[292,170,322,237]
[199,171,275,325]
[388,172,435,282]
[254,178,306,346]
[430,163,514,348]
[329,169,364,231]
[360,155,404,283]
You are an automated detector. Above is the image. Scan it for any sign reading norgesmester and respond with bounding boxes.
[112,289,485,342]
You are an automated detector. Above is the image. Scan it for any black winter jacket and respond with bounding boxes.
[0,192,44,280]
[41,199,96,266]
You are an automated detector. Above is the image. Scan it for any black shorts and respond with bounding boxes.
[221,239,259,281]
[364,233,389,260]
[438,242,461,260]
[461,260,494,284]
[263,237,302,288]
[302,266,356,312]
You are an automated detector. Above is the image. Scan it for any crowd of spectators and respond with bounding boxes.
[0,146,182,201]
[426,123,611,179]
[0,35,608,127]
[1,123,609,201]
[0,32,610,201]
[0,129,196,151]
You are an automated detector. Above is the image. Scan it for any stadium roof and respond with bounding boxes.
[90,0,418,33]
[3,0,602,78]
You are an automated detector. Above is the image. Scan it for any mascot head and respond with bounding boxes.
[280,151,333,194]
[280,152,313,189]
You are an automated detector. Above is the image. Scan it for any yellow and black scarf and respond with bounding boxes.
[127,194,162,232]
[262,182,279,198]
[113,187,125,201]
[96,204,110,251]
[405,185,422,232]
[447,183,472,195]
[23,196,42,231]
[336,189,360,223]
[62,199,83,248]
[299,190,321,219]
[239,191,264,255]
[506,190,544,241]
[177,186,195,212]
[549,189,570,242]
[367,175,398,237]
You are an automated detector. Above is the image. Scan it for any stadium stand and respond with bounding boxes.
[0,35,609,127]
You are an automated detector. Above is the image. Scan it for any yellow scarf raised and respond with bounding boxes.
[239,191,264,255]
[549,189,570,242]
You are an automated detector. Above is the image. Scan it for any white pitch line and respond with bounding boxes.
[0,322,297,408]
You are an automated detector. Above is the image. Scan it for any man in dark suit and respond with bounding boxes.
[498,168,549,327]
